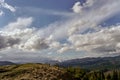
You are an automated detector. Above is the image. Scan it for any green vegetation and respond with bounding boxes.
[0,63,120,80]
[66,67,120,80]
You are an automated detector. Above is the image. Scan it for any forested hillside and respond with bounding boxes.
[59,55,120,70]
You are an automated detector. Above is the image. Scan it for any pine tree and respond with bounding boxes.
[111,70,118,80]
[100,71,105,80]
[106,74,111,80]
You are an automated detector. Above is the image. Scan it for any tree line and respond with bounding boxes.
[66,67,120,80]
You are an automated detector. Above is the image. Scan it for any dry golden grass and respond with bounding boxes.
[0,63,73,80]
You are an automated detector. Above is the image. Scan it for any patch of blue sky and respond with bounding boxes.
[101,13,120,27]
[0,9,16,27]
[2,0,80,28]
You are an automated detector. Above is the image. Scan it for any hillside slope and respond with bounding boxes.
[0,63,72,80]
[0,63,120,80]
[58,55,120,70]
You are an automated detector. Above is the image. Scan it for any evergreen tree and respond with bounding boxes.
[111,70,118,80]
[118,71,120,80]
[106,74,111,80]
[100,71,105,80]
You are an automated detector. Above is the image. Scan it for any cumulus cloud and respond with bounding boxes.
[21,35,49,51]
[67,26,120,54]
[47,0,120,56]
[0,35,20,50]
[69,0,120,35]
[72,0,96,13]
[72,2,83,13]
[49,41,61,49]
[0,17,34,50]
[20,0,120,46]
[34,0,120,56]
[4,17,33,31]
[0,17,60,51]
[0,0,120,61]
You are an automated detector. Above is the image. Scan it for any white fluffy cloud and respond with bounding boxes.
[0,17,61,51]
[4,17,33,31]
[21,35,49,51]
[69,0,120,35]
[0,17,34,50]
[72,2,83,13]
[68,26,120,54]
[0,0,120,61]
[55,0,120,55]
[72,0,97,13]
[33,0,120,56]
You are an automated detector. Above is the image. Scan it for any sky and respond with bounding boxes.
[0,0,120,62]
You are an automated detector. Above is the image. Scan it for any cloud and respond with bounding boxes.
[84,0,96,7]
[0,0,120,61]
[4,17,33,31]
[34,0,120,55]
[0,0,16,17]
[0,10,4,16]
[0,49,54,63]
[69,0,120,35]
[72,0,96,13]
[20,7,74,17]
[0,0,16,12]
[72,2,83,13]
[21,35,49,51]
[0,16,69,54]
[40,0,120,42]
[0,17,59,51]
[44,0,120,56]
[68,26,120,54]
[0,17,34,50]
[0,35,20,50]
[57,46,72,53]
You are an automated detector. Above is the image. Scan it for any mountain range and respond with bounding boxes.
[58,55,120,70]
[0,61,15,66]
[1,55,120,70]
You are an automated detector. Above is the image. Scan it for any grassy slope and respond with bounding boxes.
[0,63,73,80]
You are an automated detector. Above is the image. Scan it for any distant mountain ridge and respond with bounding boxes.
[1,55,120,70]
[0,61,15,66]
[58,55,120,70]
[0,56,120,80]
